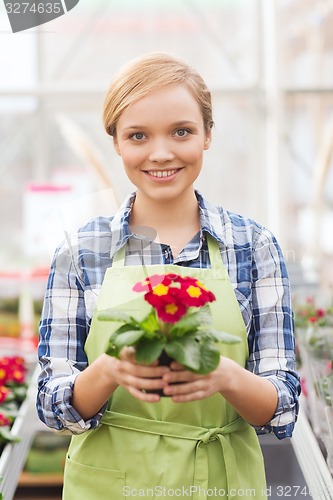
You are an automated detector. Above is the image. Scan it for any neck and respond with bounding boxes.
[130,190,199,233]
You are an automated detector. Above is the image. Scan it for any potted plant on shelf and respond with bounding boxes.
[294,297,333,471]
[0,356,27,456]
[99,273,240,377]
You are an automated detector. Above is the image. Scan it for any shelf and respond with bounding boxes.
[18,472,63,487]
[291,398,333,500]
[0,366,40,500]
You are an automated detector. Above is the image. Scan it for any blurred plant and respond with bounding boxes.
[294,298,333,356]
[294,297,333,329]
[316,360,333,407]
[0,356,27,454]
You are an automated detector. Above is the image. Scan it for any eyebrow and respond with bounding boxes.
[122,121,199,131]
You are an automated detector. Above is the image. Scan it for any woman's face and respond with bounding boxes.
[114,84,211,204]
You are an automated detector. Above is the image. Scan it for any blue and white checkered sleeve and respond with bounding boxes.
[36,240,105,434]
[248,227,301,439]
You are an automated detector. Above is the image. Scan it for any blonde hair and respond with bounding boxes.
[103,52,214,137]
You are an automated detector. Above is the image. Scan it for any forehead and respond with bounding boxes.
[117,84,203,127]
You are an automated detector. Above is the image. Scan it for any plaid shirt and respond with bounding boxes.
[37,191,300,439]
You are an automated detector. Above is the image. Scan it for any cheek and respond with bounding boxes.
[121,149,145,170]
[181,143,204,164]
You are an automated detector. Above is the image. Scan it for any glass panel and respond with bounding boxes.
[279,0,333,88]
[39,0,258,87]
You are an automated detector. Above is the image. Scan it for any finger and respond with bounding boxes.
[169,361,184,371]
[118,370,168,392]
[163,379,208,397]
[119,346,137,363]
[165,380,213,401]
[171,390,210,402]
[162,370,202,384]
[125,385,161,403]
[119,360,170,379]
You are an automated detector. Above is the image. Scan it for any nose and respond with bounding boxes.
[148,138,175,163]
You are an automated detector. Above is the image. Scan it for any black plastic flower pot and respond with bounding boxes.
[144,350,177,397]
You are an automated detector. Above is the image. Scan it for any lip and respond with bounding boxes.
[143,168,183,181]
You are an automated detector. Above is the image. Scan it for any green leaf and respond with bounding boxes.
[0,401,19,416]
[105,343,120,358]
[135,338,166,365]
[113,330,145,349]
[169,306,212,336]
[11,386,27,403]
[97,308,132,322]
[197,343,221,374]
[201,329,241,344]
[165,337,201,371]
[0,427,20,443]
[138,309,160,335]
[114,324,140,335]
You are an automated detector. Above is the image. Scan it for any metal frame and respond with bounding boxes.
[0,368,40,500]
[291,400,333,500]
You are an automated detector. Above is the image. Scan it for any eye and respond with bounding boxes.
[130,132,145,141]
[174,128,190,138]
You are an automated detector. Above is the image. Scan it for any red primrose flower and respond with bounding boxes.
[133,274,216,324]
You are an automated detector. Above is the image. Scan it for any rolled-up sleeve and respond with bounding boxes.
[247,228,301,439]
[36,241,105,434]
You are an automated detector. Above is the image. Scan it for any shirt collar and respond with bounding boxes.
[109,190,226,259]
[109,192,136,259]
[195,191,226,246]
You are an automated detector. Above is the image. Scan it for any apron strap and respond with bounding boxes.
[111,243,126,268]
[206,235,224,271]
[101,410,248,500]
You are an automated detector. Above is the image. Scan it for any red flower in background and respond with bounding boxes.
[0,356,26,386]
[294,298,332,329]
[0,386,10,404]
[316,309,326,318]
[0,413,11,427]
[0,356,27,448]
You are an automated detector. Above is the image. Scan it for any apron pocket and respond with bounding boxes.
[63,454,126,500]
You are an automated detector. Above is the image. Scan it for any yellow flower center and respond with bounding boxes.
[13,370,22,380]
[187,285,202,298]
[165,303,178,315]
[152,284,169,296]
[0,369,5,380]
[195,280,208,291]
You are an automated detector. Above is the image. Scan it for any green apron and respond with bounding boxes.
[63,236,267,499]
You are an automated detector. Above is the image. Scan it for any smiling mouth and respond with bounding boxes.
[145,169,180,178]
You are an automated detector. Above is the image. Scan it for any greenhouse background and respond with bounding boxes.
[0,1,333,499]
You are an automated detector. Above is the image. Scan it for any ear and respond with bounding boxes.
[113,137,121,156]
[204,131,211,150]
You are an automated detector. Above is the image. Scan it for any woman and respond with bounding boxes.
[37,52,300,499]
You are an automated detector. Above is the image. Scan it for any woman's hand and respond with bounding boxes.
[104,347,170,402]
[162,356,278,427]
[161,357,226,402]
[73,349,170,420]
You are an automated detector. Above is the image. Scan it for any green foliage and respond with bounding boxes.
[0,426,20,444]
[135,338,166,365]
[99,305,240,374]
[165,336,201,371]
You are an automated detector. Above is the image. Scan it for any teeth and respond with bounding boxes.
[147,170,177,178]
